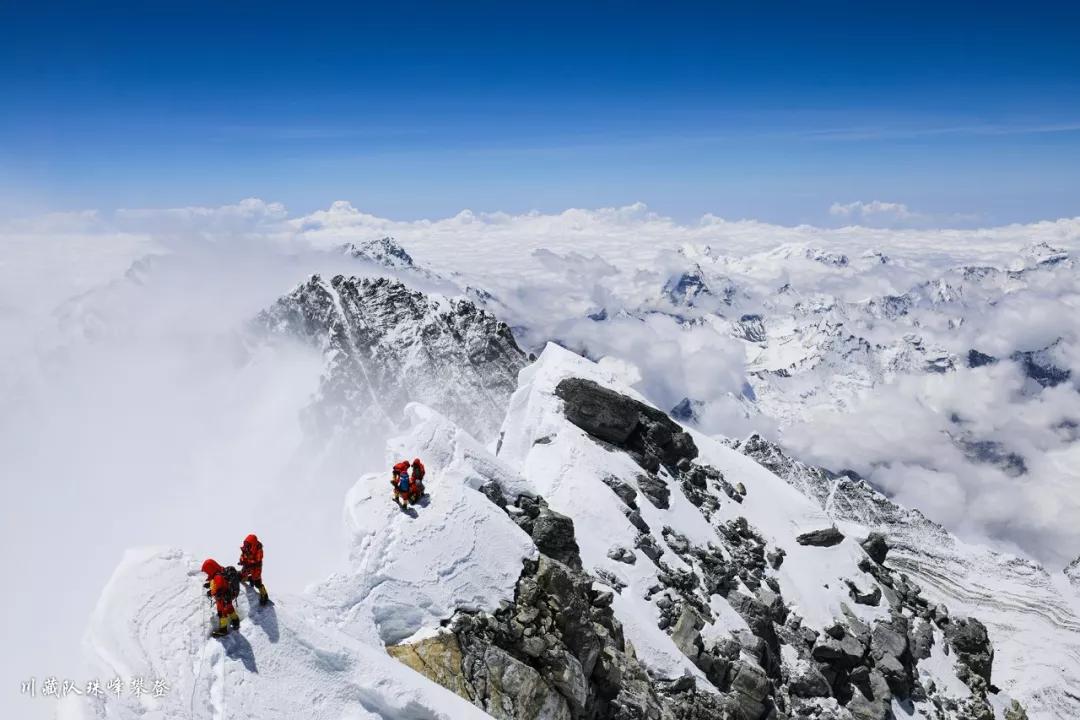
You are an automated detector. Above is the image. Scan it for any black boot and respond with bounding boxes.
[230,616,240,630]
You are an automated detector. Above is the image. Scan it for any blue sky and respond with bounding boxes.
[2,0,1079,225]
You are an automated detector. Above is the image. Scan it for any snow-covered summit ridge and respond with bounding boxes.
[339,236,417,269]
[68,403,533,720]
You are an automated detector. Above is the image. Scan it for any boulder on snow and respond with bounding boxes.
[796,526,846,547]
[637,473,671,509]
[847,580,882,606]
[812,633,865,668]
[555,377,643,443]
[860,532,890,565]
[607,546,636,565]
[555,377,698,472]
[601,476,639,509]
[623,507,651,534]
[530,507,582,569]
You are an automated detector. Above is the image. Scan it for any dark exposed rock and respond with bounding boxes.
[910,619,934,661]
[635,534,665,565]
[623,508,651,535]
[669,398,702,423]
[637,474,671,509]
[967,349,997,368]
[785,659,831,698]
[530,507,583,569]
[955,437,1028,476]
[555,378,698,473]
[663,268,716,308]
[860,532,889,565]
[944,617,994,686]
[556,377,641,444]
[725,660,772,720]
[812,633,865,668]
[733,314,767,343]
[607,546,637,565]
[796,527,846,547]
[340,236,415,268]
[846,668,892,720]
[1011,347,1071,387]
[594,569,627,594]
[661,527,691,558]
[480,480,509,509]
[846,579,882,606]
[602,476,639,509]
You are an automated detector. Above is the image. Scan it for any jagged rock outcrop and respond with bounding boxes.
[859,533,889,565]
[255,274,527,444]
[389,487,726,720]
[555,377,698,473]
[390,372,1027,720]
[944,618,994,687]
[736,433,1047,718]
[797,527,846,547]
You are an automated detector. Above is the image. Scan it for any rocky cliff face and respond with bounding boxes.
[254,274,527,446]
[388,360,1027,720]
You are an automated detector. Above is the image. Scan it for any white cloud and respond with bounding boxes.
[830,199,916,221]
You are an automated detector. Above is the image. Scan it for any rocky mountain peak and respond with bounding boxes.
[339,235,416,269]
[254,274,527,446]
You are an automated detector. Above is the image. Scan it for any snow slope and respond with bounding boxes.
[65,403,535,720]
[740,436,1080,719]
[314,403,537,647]
[63,547,495,720]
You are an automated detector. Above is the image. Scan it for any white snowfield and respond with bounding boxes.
[68,345,1022,719]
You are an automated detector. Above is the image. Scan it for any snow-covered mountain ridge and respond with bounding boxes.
[70,343,1041,720]
[11,230,1075,720]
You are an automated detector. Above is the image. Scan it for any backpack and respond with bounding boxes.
[219,566,242,601]
[397,472,410,492]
